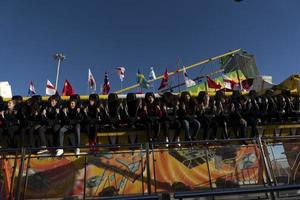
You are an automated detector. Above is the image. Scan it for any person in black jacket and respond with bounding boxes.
[142,93,162,142]
[1,100,21,147]
[40,95,61,147]
[56,99,82,156]
[178,92,200,141]
[20,98,48,153]
[161,92,181,144]
[84,94,100,149]
[229,95,248,139]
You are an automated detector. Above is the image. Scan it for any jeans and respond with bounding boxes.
[182,119,201,141]
[59,124,81,147]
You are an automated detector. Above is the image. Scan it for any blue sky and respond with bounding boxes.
[0,0,300,96]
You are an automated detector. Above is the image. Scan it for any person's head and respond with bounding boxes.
[145,92,155,104]
[88,93,99,107]
[7,100,16,110]
[70,100,77,109]
[181,91,191,102]
[50,99,58,107]
[89,99,95,106]
[239,95,247,105]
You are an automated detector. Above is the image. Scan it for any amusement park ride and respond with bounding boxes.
[0,49,300,200]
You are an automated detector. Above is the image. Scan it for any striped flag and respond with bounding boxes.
[28,81,36,96]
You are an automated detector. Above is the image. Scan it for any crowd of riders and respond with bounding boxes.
[0,89,299,155]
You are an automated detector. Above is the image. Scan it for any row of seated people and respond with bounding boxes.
[0,89,300,155]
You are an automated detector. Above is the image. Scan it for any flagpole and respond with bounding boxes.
[54,53,65,91]
[176,58,181,93]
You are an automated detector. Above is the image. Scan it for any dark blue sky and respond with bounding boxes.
[1,0,300,95]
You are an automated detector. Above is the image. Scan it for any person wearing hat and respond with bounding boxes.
[56,99,82,156]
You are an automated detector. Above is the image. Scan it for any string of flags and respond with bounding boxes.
[27,64,253,96]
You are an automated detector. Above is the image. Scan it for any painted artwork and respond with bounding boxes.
[1,145,264,199]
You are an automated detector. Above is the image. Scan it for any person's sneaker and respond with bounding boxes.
[56,149,64,157]
[177,137,181,147]
[75,148,80,156]
[166,137,169,148]
[37,149,49,155]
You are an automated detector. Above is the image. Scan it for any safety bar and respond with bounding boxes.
[88,194,160,200]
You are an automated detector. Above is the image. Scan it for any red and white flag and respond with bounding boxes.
[46,80,56,96]
[207,76,221,89]
[158,68,169,90]
[62,80,75,96]
[88,68,96,92]
[115,67,126,82]
[222,74,238,90]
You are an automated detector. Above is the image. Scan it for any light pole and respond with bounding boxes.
[53,52,66,90]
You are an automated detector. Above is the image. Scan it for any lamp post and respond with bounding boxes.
[53,52,66,90]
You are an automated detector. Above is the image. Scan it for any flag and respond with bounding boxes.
[62,80,75,96]
[137,70,151,89]
[46,80,56,96]
[28,81,36,96]
[207,76,222,89]
[222,74,238,90]
[149,67,156,80]
[102,72,111,95]
[115,67,126,82]
[158,68,169,90]
[88,68,96,92]
[183,66,196,88]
